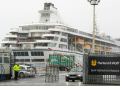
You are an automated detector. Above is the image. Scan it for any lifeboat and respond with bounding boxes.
[106,49,110,51]
[72,39,75,42]
[72,38,84,44]
[84,43,90,49]
[95,47,100,49]
[76,38,84,42]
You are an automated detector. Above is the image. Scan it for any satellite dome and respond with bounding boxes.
[99,31,105,37]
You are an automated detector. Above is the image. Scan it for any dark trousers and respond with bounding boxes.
[15,71,18,79]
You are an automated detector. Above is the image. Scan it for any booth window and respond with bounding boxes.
[0,54,2,56]
[4,54,7,56]
[4,57,9,63]
[0,57,2,63]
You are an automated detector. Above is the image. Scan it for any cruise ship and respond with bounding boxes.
[1,3,120,68]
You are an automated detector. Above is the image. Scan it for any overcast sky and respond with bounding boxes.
[0,0,120,44]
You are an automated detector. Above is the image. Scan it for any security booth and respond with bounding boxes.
[0,49,14,81]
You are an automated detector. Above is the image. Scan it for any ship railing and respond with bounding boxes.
[10,28,18,31]
[6,33,17,35]
[18,35,28,37]
[2,39,16,41]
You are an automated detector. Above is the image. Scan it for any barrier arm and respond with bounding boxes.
[48,48,83,68]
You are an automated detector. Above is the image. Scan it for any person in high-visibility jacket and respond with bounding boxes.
[13,63,21,80]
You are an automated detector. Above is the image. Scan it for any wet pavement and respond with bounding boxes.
[0,71,119,86]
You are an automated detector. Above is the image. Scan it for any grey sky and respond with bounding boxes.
[0,0,120,44]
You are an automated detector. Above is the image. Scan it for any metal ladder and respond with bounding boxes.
[0,64,5,81]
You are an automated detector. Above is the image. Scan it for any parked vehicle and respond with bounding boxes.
[19,63,37,74]
[65,67,83,82]
[19,65,35,78]
[25,64,37,74]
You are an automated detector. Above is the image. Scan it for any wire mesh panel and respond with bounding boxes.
[45,65,59,82]
[83,53,120,85]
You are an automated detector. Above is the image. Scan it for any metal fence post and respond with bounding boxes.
[52,66,53,82]
[45,64,47,82]
[83,54,87,84]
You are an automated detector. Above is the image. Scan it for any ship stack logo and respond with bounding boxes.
[91,60,97,66]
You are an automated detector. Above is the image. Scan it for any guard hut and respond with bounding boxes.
[0,49,12,81]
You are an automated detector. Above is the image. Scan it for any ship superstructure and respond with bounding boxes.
[1,3,120,68]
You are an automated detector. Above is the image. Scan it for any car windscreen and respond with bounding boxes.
[27,67,32,70]
[25,64,31,66]
[70,68,83,72]
[19,63,25,65]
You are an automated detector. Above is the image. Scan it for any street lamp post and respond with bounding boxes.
[88,0,100,53]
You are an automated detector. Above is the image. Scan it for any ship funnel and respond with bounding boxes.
[38,3,65,24]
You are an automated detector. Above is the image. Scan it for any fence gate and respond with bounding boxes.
[45,65,59,82]
[83,53,120,85]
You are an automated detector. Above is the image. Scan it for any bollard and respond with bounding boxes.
[52,75,53,82]
[55,75,56,81]
[48,75,50,82]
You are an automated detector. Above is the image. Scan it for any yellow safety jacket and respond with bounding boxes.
[13,65,21,72]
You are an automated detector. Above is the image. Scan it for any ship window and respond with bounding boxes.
[31,52,44,56]
[54,37,58,41]
[21,52,24,56]
[36,26,38,29]
[0,57,2,63]
[60,38,67,42]
[39,26,41,29]
[31,26,33,30]
[31,52,34,56]
[37,52,40,56]
[34,52,37,56]
[32,59,44,62]
[84,38,89,42]
[46,26,49,30]
[17,52,21,56]
[24,59,30,62]
[49,26,55,28]
[4,57,9,63]
[59,44,67,49]
[15,59,19,62]
[13,52,17,56]
[43,26,45,30]
[62,32,67,36]
[13,52,29,56]
[25,52,28,56]
[19,59,24,62]
[41,52,44,56]
[47,43,56,47]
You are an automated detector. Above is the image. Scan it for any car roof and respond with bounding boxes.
[20,65,31,67]
[72,67,82,69]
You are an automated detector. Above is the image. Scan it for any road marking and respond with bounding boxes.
[59,73,67,76]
